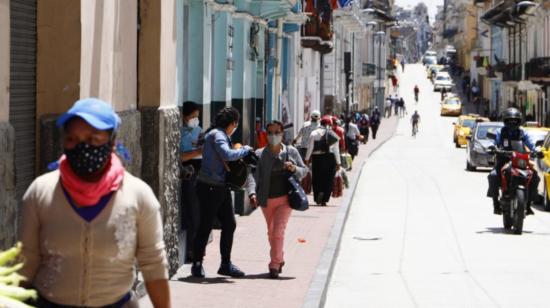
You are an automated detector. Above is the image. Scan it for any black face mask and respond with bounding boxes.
[65,142,112,176]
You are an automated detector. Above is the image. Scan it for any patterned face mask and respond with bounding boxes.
[65,142,112,176]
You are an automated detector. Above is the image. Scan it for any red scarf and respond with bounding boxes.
[59,153,125,206]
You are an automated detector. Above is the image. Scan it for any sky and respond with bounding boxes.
[394,0,443,24]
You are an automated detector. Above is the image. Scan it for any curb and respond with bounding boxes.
[302,120,399,308]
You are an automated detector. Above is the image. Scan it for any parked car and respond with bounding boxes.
[440,96,462,116]
[453,114,490,148]
[423,55,437,66]
[433,73,454,92]
[523,127,550,148]
[533,130,550,210]
[466,122,504,171]
[427,65,444,81]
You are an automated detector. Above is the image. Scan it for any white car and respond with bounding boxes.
[433,73,454,92]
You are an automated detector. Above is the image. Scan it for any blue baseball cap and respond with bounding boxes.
[57,98,121,131]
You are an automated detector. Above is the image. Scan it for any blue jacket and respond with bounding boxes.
[494,127,535,152]
[197,128,250,185]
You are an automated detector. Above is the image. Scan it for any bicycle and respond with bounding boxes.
[412,122,418,137]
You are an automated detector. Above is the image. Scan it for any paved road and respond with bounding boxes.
[325,64,550,308]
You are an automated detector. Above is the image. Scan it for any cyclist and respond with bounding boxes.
[411,110,420,136]
[414,85,419,103]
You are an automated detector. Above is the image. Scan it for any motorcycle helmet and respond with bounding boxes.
[502,107,522,129]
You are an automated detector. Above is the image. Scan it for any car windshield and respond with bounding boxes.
[462,119,476,128]
[445,98,460,105]
[436,75,450,81]
[476,126,500,139]
[425,57,437,65]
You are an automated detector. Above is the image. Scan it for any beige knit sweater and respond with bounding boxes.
[19,170,168,307]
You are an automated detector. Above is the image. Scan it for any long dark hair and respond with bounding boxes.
[213,107,240,129]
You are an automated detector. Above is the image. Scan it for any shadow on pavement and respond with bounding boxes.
[177,276,235,284]
[476,227,534,235]
[238,273,296,280]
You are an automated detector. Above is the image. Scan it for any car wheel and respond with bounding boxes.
[455,141,460,148]
[544,180,550,211]
[466,160,476,171]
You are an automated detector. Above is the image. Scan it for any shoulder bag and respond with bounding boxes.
[210,133,250,190]
[285,150,309,211]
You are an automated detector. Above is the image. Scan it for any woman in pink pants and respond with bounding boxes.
[246,120,308,278]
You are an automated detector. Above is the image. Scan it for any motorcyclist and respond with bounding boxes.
[487,107,540,215]
[414,85,419,102]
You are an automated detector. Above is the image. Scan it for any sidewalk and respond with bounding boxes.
[140,115,398,308]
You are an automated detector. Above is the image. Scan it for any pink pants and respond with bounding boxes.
[261,195,292,269]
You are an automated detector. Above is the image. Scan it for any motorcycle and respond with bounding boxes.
[488,146,541,235]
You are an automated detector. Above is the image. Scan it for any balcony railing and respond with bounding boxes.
[525,57,550,79]
[502,64,521,82]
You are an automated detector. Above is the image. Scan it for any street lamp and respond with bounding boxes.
[375,31,386,111]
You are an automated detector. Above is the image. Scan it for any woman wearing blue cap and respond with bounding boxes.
[18,98,171,307]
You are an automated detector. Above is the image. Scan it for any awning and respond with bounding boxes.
[244,0,298,20]
[333,9,364,32]
[481,0,518,27]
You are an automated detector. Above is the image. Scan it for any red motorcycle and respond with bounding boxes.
[492,149,536,235]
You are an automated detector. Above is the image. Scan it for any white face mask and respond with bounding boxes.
[187,117,199,128]
[267,134,283,146]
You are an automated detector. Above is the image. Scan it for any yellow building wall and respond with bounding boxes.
[80,0,138,112]
[36,0,81,118]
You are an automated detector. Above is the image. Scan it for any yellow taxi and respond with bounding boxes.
[440,96,462,117]
[452,114,489,147]
[532,128,550,210]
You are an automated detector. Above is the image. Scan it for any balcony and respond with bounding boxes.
[525,57,550,80]
[502,64,521,82]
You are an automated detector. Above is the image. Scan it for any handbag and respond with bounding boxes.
[210,133,253,190]
[285,151,309,211]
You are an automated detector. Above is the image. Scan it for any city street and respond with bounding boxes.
[325,64,550,308]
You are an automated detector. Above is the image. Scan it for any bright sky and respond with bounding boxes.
[394,0,443,24]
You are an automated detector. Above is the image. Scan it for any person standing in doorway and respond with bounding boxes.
[192,107,253,278]
[180,101,203,263]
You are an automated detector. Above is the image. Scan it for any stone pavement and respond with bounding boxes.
[139,115,399,308]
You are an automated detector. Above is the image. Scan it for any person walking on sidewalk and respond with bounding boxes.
[246,120,308,279]
[305,116,341,206]
[385,97,392,118]
[180,101,203,263]
[358,113,370,143]
[331,115,347,154]
[344,117,363,161]
[370,107,382,139]
[192,107,254,278]
[293,110,321,159]
[19,98,170,308]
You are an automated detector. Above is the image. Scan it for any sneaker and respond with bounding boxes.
[191,262,205,278]
[217,262,245,278]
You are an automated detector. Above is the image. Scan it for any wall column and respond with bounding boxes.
[0,0,16,249]
[187,0,212,126]
[138,0,184,277]
[211,9,233,117]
